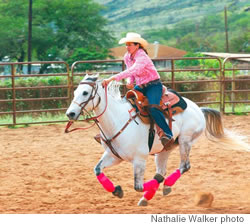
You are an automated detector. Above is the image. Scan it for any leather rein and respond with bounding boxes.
[64,81,138,160]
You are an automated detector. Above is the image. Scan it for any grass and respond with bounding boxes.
[0,104,249,128]
[224,104,250,115]
[202,103,249,115]
[0,112,68,127]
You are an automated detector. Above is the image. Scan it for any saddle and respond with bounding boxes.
[126,87,187,151]
[126,86,187,125]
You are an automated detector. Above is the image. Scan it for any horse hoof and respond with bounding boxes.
[112,185,123,198]
[138,197,148,206]
[134,185,144,192]
[163,186,172,196]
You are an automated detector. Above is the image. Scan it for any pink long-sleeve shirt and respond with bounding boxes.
[114,49,160,85]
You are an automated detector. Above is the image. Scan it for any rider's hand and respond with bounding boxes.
[102,76,115,87]
[126,83,134,89]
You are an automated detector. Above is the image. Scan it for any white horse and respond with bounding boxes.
[65,74,247,206]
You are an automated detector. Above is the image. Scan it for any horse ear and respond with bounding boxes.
[83,74,89,81]
[92,73,99,81]
[84,73,99,82]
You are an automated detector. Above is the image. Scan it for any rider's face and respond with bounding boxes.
[126,42,139,55]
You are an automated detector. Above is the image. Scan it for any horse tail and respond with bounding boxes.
[201,107,250,152]
[201,107,224,139]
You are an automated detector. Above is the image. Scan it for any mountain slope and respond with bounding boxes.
[94,0,249,38]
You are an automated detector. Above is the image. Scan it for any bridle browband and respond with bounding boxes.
[65,80,139,160]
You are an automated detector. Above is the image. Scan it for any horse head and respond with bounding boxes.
[66,74,100,121]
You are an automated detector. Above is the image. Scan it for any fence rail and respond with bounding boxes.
[0,56,249,126]
[0,61,70,126]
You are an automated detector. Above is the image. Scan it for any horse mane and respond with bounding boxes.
[83,74,122,100]
[107,81,122,100]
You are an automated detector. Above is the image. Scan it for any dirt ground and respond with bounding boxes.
[0,115,249,214]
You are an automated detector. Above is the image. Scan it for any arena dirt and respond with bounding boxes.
[0,115,249,214]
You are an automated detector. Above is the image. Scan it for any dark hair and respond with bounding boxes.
[133,42,148,55]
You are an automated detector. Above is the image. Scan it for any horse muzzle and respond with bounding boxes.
[66,111,76,120]
[66,108,82,121]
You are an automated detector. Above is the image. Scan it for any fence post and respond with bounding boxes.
[11,64,17,125]
[65,62,72,104]
[221,58,227,113]
[122,60,125,71]
[231,64,236,113]
[171,59,175,89]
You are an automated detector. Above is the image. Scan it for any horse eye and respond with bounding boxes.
[83,91,88,96]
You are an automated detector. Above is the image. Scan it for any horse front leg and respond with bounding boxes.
[133,158,146,192]
[94,151,123,198]
[133,158,162,206]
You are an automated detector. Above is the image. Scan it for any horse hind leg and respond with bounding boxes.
[94,151,123,198]
[162,138,193,195]
[178,128,205,174]
[179,141,192,174]
[153,144,183,196]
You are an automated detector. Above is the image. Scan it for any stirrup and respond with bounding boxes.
[94,134,101,144]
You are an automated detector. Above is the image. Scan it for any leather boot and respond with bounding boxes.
[160,135,174,149]
[94,134,101,144]
[156,125,174,149]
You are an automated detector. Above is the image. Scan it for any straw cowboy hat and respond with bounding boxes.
[119,32,148,48]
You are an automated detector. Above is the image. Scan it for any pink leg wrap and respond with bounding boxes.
[164,169,181,187]
[143,179,159,192]
[143,179,160,201]
[144,189,157,200]
[97,173,115,192]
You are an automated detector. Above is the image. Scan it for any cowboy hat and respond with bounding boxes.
[119,32,148,48]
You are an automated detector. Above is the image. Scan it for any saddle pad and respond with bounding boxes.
[164,89,187,115]
[165,89,187,115]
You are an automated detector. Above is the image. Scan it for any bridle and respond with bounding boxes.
[64,81,108,133]
[72,82,100,113]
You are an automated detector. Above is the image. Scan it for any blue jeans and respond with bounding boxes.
[134,81,173,139]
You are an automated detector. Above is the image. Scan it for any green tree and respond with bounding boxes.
[0,0,114,63]
[0,0,27,61]
[230,32,250,52]
[67,47,109,71]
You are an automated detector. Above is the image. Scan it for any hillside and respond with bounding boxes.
[94,0,249,39]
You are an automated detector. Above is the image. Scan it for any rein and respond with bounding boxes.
[65,81,139,160]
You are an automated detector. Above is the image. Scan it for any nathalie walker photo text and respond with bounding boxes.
[151,214,245,223]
